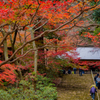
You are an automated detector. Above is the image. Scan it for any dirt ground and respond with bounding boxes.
[57,74,99,100]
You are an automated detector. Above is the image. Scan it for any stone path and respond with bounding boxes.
[57,74,98,100]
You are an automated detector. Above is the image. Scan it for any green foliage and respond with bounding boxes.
[8,85,35,100]
[79,29,87,36]
[0,75,57,100]
[19,80,31,86]
[55,56,77,68]
[93,27,100,35]
[3,82,8,86]
[0,90,12,100]
[79,29,92,42]
[32,71,35,75]
[90,1,100,6]
[90,1,96,6]
[46,68,60,78]
[92,9,100,24]
[36,86,57,100]
[79,29,93,35]
[45,32,61,40]
[37,75,55,86]
[90,1,100,24]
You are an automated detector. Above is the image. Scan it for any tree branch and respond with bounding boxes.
[0,3,99,66]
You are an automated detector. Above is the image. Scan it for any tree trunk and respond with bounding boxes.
[30,28,38,91]
[3,39,8,60]
[2,29,8,60]
[55,40,57,52]
[9,27,18,64]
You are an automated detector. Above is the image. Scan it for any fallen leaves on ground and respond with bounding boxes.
[57,74,98,100]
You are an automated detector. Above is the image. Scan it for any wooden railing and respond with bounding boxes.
[91,70,99,100]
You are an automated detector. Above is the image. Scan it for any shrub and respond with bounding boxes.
[0,90,12,100]
[0,75,57,100]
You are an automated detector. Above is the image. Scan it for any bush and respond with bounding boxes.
[0,75,57,100]
[0,90,12,100]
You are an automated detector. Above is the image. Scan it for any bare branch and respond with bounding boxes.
[0,3,99,66]
[76,24,100,28]
[0,23,9,28]
[29,3,40,24]
[9,39,56,63]
[0,28,17,46]
[58,25,75,31]
[34,20,48,31]
[32,17,44,29]
[36,0,40,5]
[0,12,91,66]
[18,31,23,44]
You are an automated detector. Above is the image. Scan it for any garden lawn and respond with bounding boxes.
[57,74,98,100]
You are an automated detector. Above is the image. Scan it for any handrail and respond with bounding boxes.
[91,70,99,100]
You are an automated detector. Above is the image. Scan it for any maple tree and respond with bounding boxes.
[76,2,100,70]
[0,0,100,87]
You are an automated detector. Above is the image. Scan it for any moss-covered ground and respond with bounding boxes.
[57,74,98,100]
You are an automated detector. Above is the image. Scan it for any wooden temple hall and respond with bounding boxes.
[76,47,100,72]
